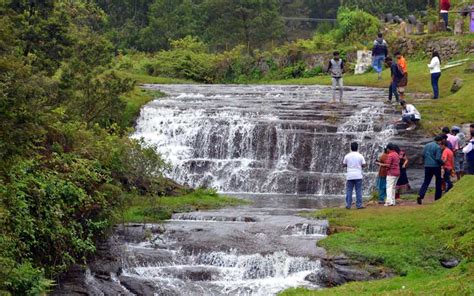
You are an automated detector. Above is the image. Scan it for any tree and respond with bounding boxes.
[201,0,284,50]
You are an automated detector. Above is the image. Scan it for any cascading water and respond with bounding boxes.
[133,84,395,196]
[54,85,397,296]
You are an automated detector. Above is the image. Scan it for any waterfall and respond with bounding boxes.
[133,84,395,196]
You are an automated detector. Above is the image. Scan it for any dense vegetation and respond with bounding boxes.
[281,176,474,295]
[94,0,470,52]
[0,1,170,294]
[1,0,472,294]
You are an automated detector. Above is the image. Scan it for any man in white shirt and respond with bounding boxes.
[343,142,366,209]
[398,100,421,131]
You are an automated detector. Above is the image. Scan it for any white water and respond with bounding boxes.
[133,84,395,196]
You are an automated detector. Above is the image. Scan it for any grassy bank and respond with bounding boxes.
[121,189,248,223]
[266,56,474,134]
[281,176,474,295]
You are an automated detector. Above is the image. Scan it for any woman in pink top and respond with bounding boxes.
[376,144,400,206]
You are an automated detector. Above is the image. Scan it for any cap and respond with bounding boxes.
[451,126,461,132]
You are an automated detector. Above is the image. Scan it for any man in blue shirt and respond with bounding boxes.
[418,136,444,204]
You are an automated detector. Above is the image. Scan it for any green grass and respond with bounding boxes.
[265,55,474,134]
[281,176,474,295]
[121,189,248,223]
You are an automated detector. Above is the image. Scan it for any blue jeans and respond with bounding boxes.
[372,55,385,73]
[431,72,441,99]
[376,177,387,202]
[444,169,453,193]
[346,179,363,208]
[389,80,400,102]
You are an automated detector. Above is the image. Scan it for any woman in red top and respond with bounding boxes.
[440,0,451,29]
[441,141,454,193]
[376,144,400,206]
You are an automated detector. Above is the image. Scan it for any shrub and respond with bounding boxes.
[335,7,381,43]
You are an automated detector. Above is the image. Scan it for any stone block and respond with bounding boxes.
[450,78,463,93]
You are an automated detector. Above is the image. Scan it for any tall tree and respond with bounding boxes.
[202,0,284,50]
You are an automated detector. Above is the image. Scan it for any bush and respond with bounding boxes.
[335,7,381,43]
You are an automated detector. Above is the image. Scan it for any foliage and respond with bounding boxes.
[0,1,168,294]
[334,7,381,43]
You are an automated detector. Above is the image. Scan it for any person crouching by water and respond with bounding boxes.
[327,51,345,103]
[343,142,366,209]
[440,141,454,193]
[417,135,444,204]
[462,131,474,175]
[376,143,400,206]
[395,51,408,100]
[376,147,389,204]
[398,100,421,131]
[385,57,404,103]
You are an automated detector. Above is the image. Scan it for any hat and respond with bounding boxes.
[451,126,461,132]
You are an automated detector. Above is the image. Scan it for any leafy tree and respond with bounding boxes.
[201,0,284,50]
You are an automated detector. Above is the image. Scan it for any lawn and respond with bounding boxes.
[120,189,248,223]
[280,176,474,295]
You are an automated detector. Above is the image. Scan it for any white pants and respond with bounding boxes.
[332,77,343,101]
[386,176,399,205]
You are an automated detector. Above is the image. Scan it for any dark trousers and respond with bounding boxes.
[419,166,442,200]
[431,72,441,99]
[388,80,400,102]
[467,159,474,175]
[444,169,453,193]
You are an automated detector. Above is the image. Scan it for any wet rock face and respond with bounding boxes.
[133,84,398,196]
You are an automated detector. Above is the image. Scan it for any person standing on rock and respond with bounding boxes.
[376,143,400,206]
[327,51,345,103]
[417,135,444,204]
[395,51,408,100]
[440,0,451,30]
[385,57,403,103]
[462,130,474,175]
[372,33,388,80]
[376,147,389,204]
[428,51,442,99]
[343,142,366,209]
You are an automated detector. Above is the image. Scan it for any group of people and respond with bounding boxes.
[343,124,474,209]
[417,124,474,204]
[328,33,444,104]
[373,33,443,102]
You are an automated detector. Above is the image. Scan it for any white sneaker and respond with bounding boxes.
[406,126,416,131]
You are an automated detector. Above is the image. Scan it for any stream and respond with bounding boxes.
[53,84,399,296]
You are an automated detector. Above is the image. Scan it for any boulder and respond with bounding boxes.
[451,78,464,93]
[464,63,474,73]
[305,255,394,288]
[440,258,460,269]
